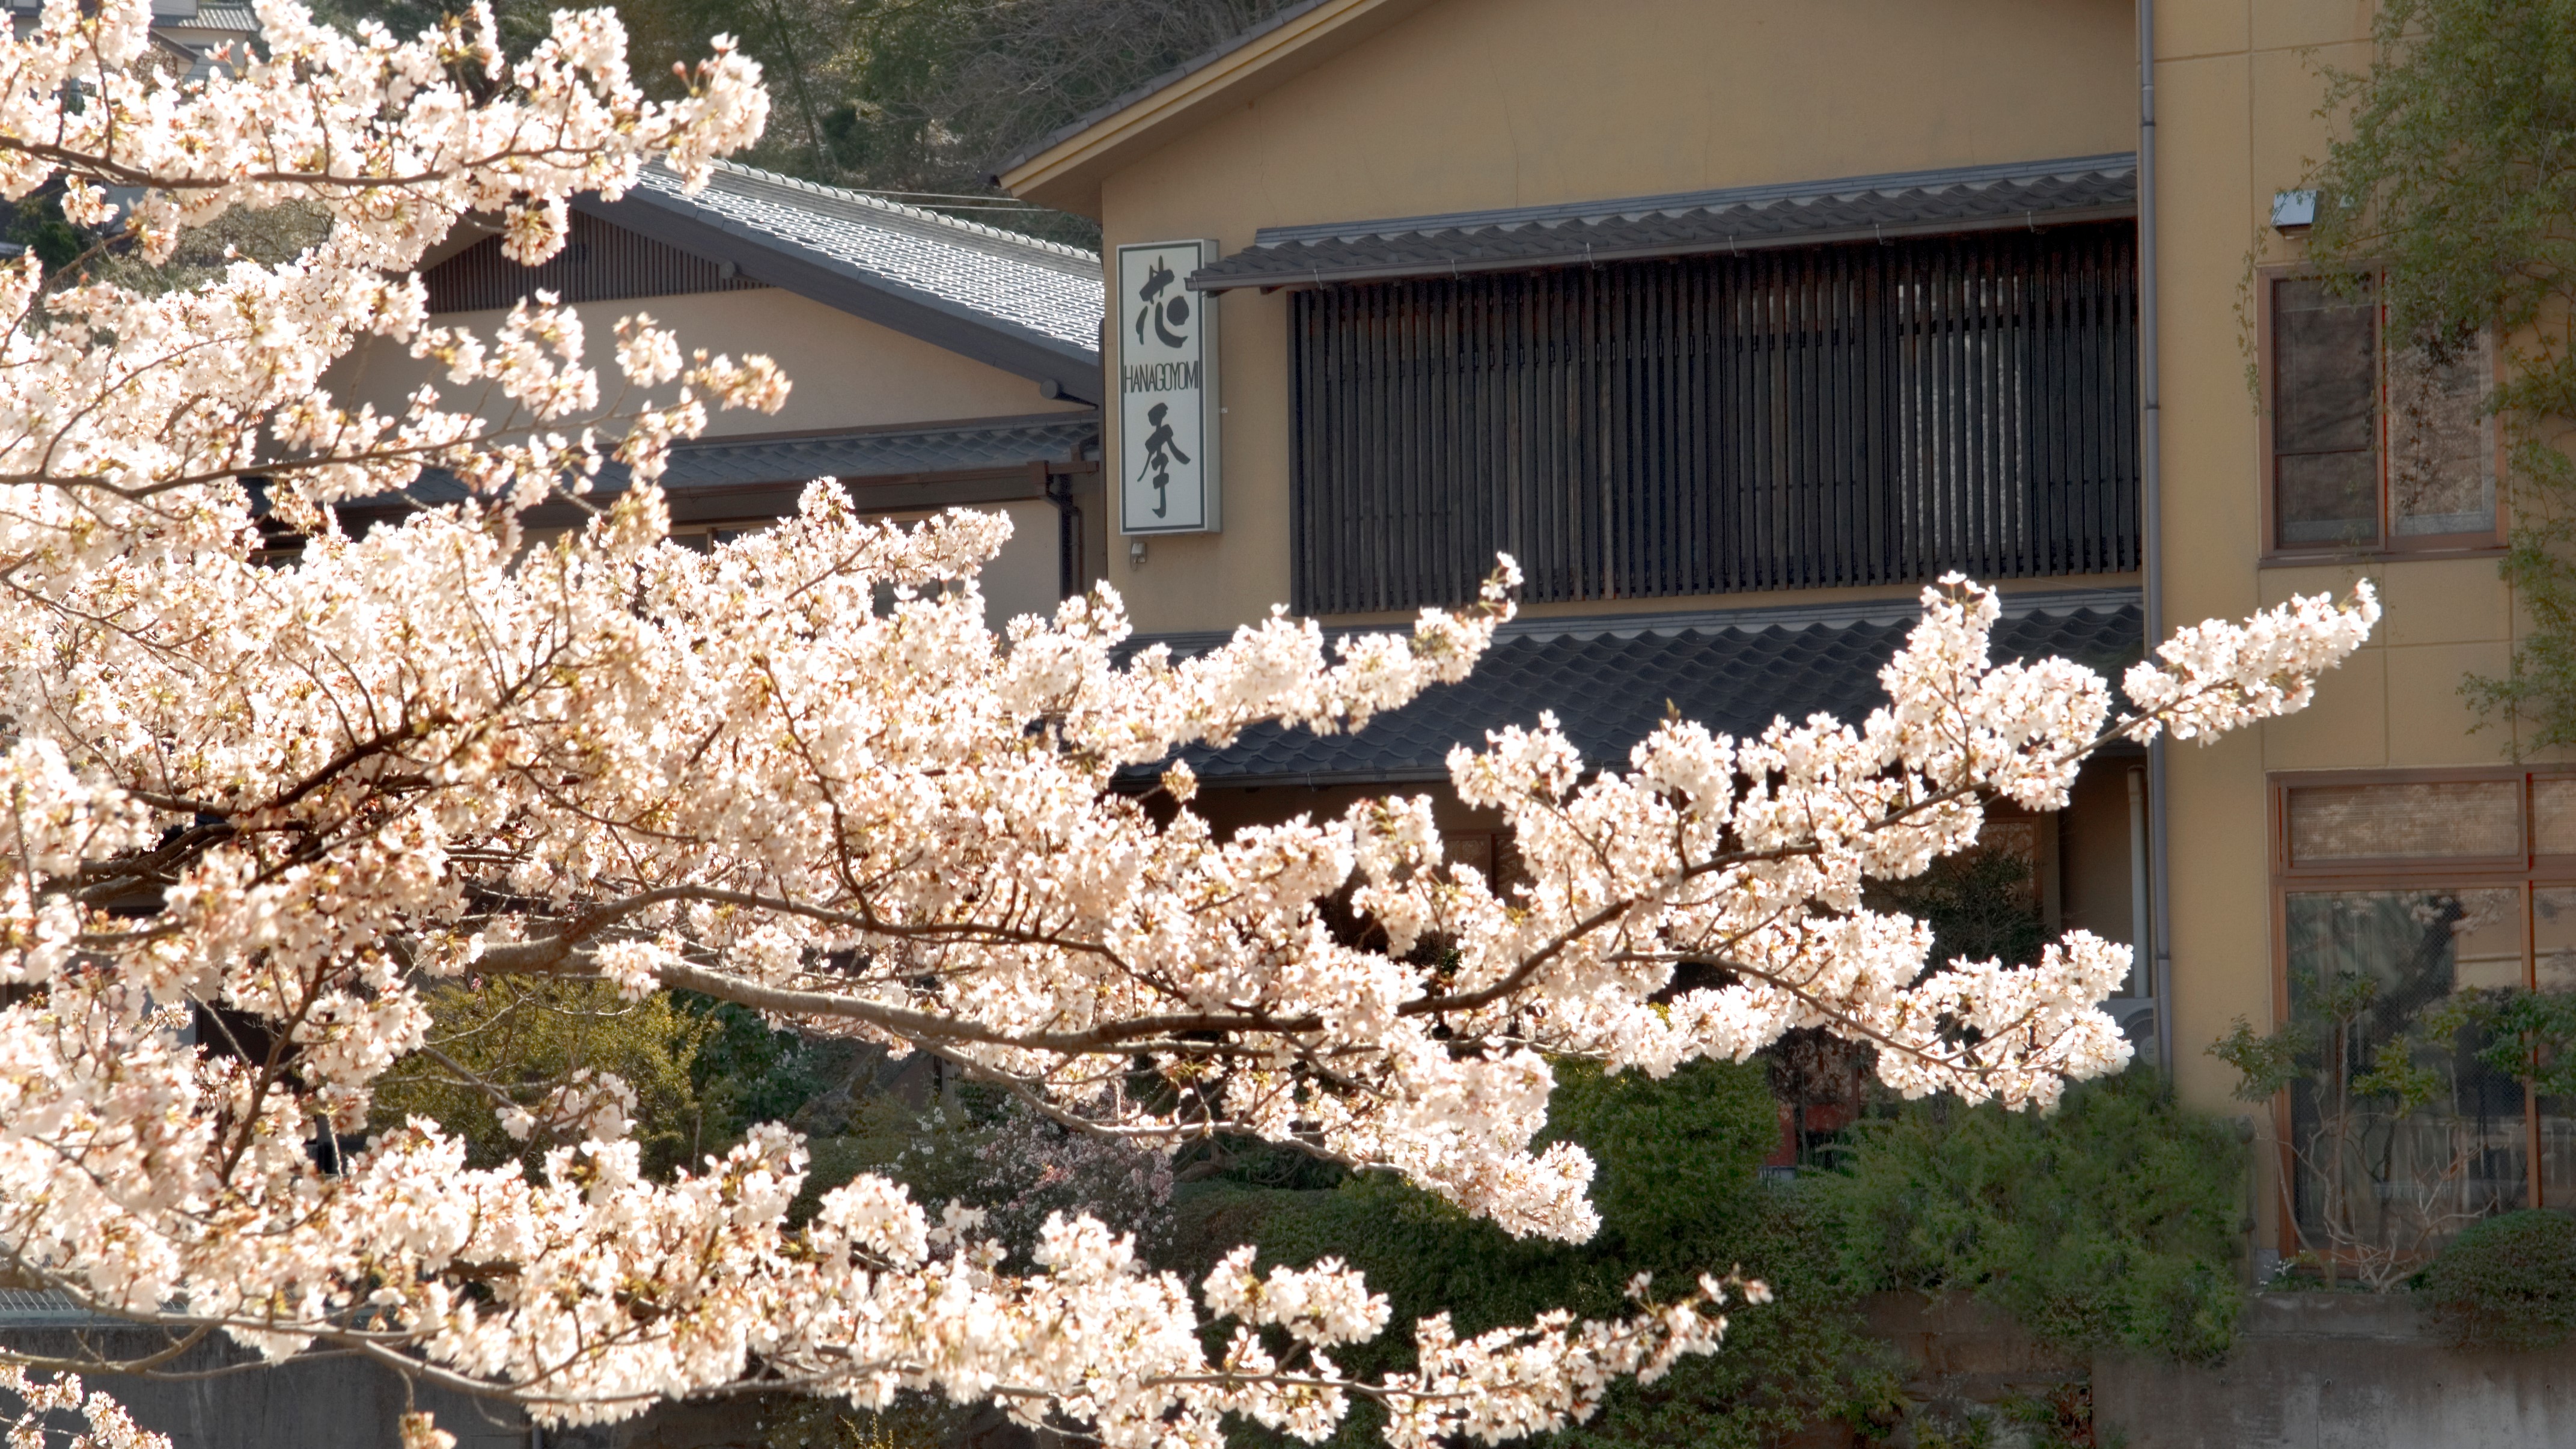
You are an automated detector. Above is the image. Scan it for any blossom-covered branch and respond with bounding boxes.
[0,1366,171,1449]
[0,0,2382,1442]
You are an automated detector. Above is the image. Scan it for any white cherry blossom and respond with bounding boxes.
[0,1,2382,1442]
[0,1366,171,1449]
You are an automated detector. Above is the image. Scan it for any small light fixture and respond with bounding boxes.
[1129,539,1147,567]
[2271,189,2318,232]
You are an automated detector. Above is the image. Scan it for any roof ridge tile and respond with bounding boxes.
[620,160,1105,353]
[688,159,1100,266]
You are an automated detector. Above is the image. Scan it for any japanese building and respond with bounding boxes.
[330,159,1110,629]
[993,0,2562,1280]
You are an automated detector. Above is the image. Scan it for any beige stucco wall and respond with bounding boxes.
[2150,0,2532,1246]
[2061,761,2146,966]
[333,287,1088,632]
[977,499,1071,631]
[1091,0,2138,634]
[329,287,1085,439]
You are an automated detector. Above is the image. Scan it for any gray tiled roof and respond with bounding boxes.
[1189,154,2138,292]
[626,162,1104,353]
[182,5,258,30]
[1134,588,2144,786]
[654,413,1097,489]
[335,412,1097,519]
[0,1289,118,1327]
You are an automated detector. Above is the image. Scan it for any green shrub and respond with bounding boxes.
[2420,1209,2576,1350]
[1168,1058,1902,1449]
[1811,1070,2245,1362]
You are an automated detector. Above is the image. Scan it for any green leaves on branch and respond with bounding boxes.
[370,978,829,1179]
[2449,986,2576,1097]
[2302,0,2576,744]
[2215,977,2576,1109]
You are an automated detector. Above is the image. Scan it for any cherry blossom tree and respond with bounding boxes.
[0,0,2382,1444]
[0,1365,168,1449]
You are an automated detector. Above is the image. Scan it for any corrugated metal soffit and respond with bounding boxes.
[423,209,770,314]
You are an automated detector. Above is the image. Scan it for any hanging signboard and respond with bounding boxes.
[1116,239,1220,534]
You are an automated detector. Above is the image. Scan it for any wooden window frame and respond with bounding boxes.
[2265,766,2576,1260]
[2256,267,2505,564]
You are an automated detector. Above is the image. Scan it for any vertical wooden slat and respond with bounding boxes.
[421,210,768,313]
[1286,224,2140,611]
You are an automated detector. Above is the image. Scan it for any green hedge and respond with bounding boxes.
[1808,1070,2245,1362]
[2420,1209,2576,1350]
[1170,1059,1901,1449]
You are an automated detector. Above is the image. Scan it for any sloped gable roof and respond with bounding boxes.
[584,162,1105,401]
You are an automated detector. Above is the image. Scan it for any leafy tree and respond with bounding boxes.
[1870,844,2047,971]
[688,996,840,1142]
[317,0,1302,243]
[371,978,716,1177]
[370,982,837,1179]
[5,192,84,275]
[808,1,1297,194]
[2301,0,2576,742]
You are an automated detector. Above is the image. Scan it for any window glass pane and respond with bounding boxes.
[2541,1100,2576,1215]
[2283,889,2530,1265]
[2278,451,2380,546]
[2274,278,2378,453]
[2390,338,2494,537]
[2525,892,2576,1213]
[2535,890,2576,1213]
[2535,886,2576,990]
[2534,779,2576,856]
[2286,779,2523,863]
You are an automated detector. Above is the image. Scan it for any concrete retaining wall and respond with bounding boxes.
[0,1325,530,1449]
[2095,1294,2576,1449]
[19,1294,2576,1449]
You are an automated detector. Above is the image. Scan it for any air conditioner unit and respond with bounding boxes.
[2102,996,2159,1051]
[2271,189,2318,231]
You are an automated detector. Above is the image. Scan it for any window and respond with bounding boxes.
[2270,772,2576,1270]
[2268,276,2493,553]
[1290,223,2138,614]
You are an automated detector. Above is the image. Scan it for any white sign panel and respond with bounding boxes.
[1116,239,1219,534]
